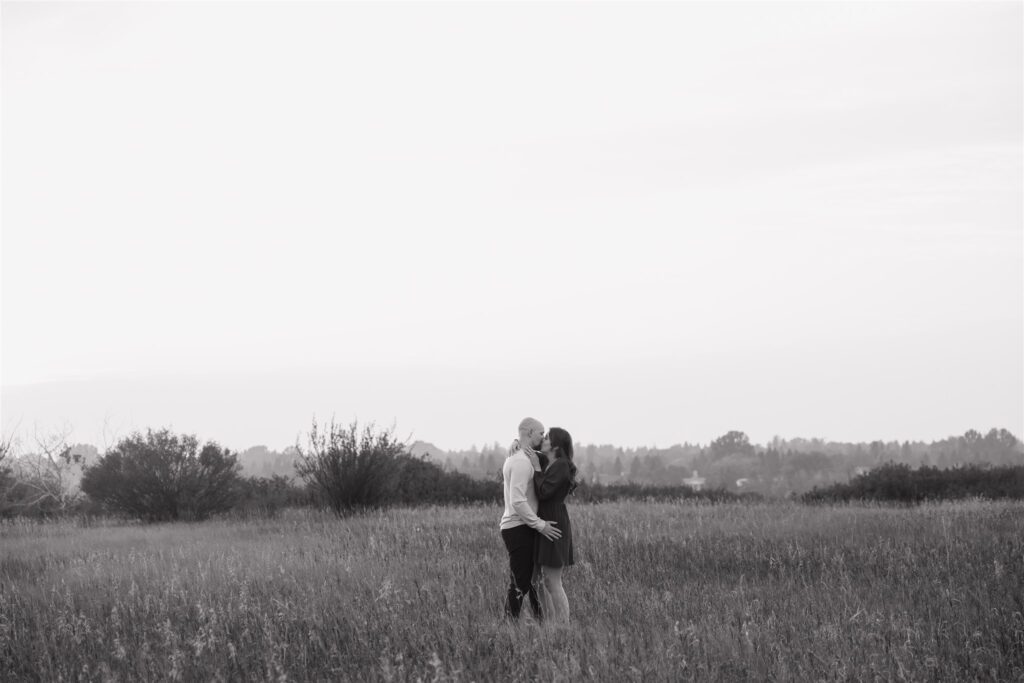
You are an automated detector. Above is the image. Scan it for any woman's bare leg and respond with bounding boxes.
[541,565,569,624]
[534,568,553,620]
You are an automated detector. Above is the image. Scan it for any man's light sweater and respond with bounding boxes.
[499,449,548,532]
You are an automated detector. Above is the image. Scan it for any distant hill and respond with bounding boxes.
[408,440,446,462]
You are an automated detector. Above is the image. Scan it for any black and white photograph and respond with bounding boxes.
[2,1,1022,680]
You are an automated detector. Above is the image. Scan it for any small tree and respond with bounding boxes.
[295,420,405,516]
[1,423,85,517]
[81,428,242,521]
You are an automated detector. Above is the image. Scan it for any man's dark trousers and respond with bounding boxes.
[501,524,542,620]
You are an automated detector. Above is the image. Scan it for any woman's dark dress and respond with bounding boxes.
[534,457,574,568]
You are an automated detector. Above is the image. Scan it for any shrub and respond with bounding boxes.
[81,428,243,521]
[394,456,501,505]
[295,420,406,516]
[234,475,311,517]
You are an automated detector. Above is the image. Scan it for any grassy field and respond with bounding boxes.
[2,500,1022,682]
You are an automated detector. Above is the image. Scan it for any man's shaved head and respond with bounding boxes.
[518,417,545,448]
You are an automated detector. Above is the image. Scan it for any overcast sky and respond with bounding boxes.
[2,1,1021,452]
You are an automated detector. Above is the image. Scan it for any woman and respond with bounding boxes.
[534,427,577,624]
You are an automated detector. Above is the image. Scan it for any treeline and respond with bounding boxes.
[427,428,1023,495]
[15,427,1020,498]
[2,424,1021,522]
[802,463,1024,504]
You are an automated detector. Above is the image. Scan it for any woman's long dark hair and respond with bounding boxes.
[548,427,578,493]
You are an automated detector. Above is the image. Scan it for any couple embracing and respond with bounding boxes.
[499,417,577,624]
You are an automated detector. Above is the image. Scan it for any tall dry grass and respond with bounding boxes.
[2,500,1022,681]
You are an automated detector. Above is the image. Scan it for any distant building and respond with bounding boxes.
[854,466,871,477]
[683,469,706,491]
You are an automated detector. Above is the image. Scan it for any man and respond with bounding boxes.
[500,417,562,620]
